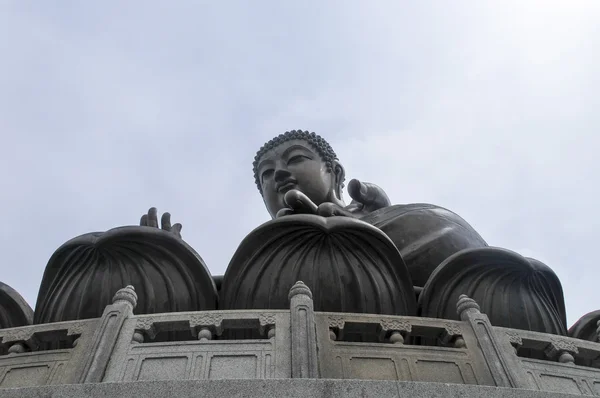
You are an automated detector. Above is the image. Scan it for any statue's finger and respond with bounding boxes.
[161,212,172,231]
[140,214,148,226]
[275,208,295,218]
[147,207,159,228]
[284,190,318,214]
[317,203,336,217]
[171,223,182,238]
[318,203,354,218]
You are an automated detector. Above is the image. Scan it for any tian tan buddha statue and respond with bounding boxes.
[23,130,569,339]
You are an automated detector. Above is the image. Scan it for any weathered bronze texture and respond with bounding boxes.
[220,214,416,316]
[0,281,33,329]
[418,247,567,335]
[34,226,217,324]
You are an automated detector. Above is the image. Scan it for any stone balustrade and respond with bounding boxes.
[1,283,599,396]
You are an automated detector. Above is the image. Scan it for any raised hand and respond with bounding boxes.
[346,179,391,216]
[139,207,182,238]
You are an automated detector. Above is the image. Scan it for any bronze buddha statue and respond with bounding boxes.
[251,130,488,288]
[30,129,568,338]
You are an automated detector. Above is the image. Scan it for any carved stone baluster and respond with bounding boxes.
[328,316,345,341]
[67,322,87,348]
[189,314,223,340]
[545,338,578,364]
[7,342,26,354]
[505,331,523,354]
[441,323,465,348]
[289,281,319,378]
[456,294,531,389]
[197,328,212,341]
[259,314,277,339]
[76,285,138,383]
[134,317,158,343]
[1,328,35,354]
[379,319,411,344]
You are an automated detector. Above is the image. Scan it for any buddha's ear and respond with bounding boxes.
[333,161,346,199]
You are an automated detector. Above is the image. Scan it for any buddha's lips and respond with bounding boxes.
[277,180,297,193]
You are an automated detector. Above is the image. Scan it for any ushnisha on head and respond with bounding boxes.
[253,130,392,219]
[253,130,347,219]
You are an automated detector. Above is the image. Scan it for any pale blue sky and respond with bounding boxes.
[1,1,598,325]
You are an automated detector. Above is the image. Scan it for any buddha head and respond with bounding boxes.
[253,130,346,218]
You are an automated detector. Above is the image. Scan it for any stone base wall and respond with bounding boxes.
[1,284,599,396]
[0,379,585,398]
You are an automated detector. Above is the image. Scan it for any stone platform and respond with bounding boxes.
[0,283,599,396]
[0,379,586,398]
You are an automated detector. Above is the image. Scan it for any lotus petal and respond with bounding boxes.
[34,226,217,323]
[221,214,416,316]
[418,247,566,335]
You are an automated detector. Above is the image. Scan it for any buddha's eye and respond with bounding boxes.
[261,169,274,182]
[288,155,309,165]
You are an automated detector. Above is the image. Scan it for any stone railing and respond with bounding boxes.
[1,282,599,396]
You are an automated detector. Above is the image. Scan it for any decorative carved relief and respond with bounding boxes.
[380,319,412,333]
[439,323,464,346]
[444,323,462,337]
[0,328,34,343]
[259,313,276,336]
[67,322,88,336]
[189,314,223,327]
[545,338,579,359]
[505,331,523,347]
[259,314,276,326]
[135,317,158,339]
[328,316,346,330]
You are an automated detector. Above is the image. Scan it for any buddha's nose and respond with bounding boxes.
[274,167,292,182]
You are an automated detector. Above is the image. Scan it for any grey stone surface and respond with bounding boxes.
[0,379,586,398]
[101,309,292,382]
[78,285,138,383]
[3,283,600,395]
[2,283,600,395]
[289,281,319,378]
[455,294,531,389]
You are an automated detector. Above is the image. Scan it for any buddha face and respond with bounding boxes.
[257,139,340,218]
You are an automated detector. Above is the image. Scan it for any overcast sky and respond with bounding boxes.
[1,1,598,326]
